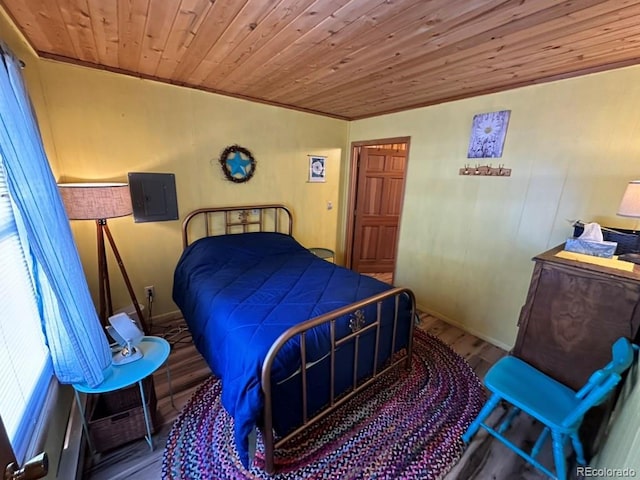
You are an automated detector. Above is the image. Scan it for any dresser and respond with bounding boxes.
[513,245,640,391]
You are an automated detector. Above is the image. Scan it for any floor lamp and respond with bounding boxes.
[58,183,148,333]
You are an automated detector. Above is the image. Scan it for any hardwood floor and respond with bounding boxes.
[83,296,569,479]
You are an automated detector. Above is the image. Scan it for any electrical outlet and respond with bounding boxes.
[144,285,155,299]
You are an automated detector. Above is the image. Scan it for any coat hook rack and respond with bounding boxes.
[459,163,511,177]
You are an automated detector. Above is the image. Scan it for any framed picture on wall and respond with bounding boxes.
[467,110,511,158]
[308,155,326,183]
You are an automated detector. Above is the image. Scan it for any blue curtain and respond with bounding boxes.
[0,45,111,387]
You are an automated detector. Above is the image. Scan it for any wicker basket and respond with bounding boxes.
[88,376,158,452]
[573,222,640,255]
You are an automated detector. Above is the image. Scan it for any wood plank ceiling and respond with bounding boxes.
[3,0,640,120]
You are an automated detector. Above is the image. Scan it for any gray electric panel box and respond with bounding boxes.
[128,172,178,223]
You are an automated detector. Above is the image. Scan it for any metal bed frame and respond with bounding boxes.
[181,204,416,473]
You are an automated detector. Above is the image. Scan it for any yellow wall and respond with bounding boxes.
[349,68,640,471]
[350,65,640,350]
[35,60,347,318]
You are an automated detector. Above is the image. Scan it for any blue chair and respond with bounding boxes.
[462,337,637,480]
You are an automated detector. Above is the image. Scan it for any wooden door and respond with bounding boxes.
[351,147,407,273]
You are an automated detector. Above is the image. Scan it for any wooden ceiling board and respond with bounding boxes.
[153,0,214,79]
[287,0,611,101]
[168,0,251,82]
[203,0,362,92]
[198,0,337,88]
[185,0,290,85]
[9,0,77,57]
[214,0,397,91]
[58,0,98,64]
[3,0,640,119]
[116,0,150,73]
[292,1,640,114]
[221,0,450,96]
[85,0,119,67]
[261,0,543,105]
[137,0,181,76]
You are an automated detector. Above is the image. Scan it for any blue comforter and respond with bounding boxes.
[173,232,410,467]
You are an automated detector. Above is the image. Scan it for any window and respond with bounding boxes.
[0,156,52,462]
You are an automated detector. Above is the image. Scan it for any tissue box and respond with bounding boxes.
[565,238,617,258]
[573,224,640,255]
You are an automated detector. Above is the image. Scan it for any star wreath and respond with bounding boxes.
[219,145,256,183]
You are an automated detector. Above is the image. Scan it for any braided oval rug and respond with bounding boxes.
[162,329,485,479]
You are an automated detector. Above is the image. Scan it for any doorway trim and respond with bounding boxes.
[344,136,411,271]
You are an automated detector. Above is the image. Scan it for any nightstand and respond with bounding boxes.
[72,336,171,453]
[309,247,335,263]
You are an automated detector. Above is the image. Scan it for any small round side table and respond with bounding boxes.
[72,336,171,453]
[309,247,335,263]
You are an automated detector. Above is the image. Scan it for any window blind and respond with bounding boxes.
[0,157,52,461]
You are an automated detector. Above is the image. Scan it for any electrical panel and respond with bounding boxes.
[127,172,178,223]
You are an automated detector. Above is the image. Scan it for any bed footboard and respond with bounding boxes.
[260,287,416,474]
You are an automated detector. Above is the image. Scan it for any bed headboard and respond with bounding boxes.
[182,204,293,249]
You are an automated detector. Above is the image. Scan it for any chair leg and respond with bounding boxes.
[462,393,501,443]
[531,426,550,459]
[551,431,567,480]
[498,406,521,434]
[570,433,587,466]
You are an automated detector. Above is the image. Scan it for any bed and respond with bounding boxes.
[173,204,416,473]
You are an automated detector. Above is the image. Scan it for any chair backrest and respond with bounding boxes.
[562,337,636,428]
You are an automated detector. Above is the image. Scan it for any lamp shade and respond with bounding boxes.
[617,181,640,218]
[58,183,132,220]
